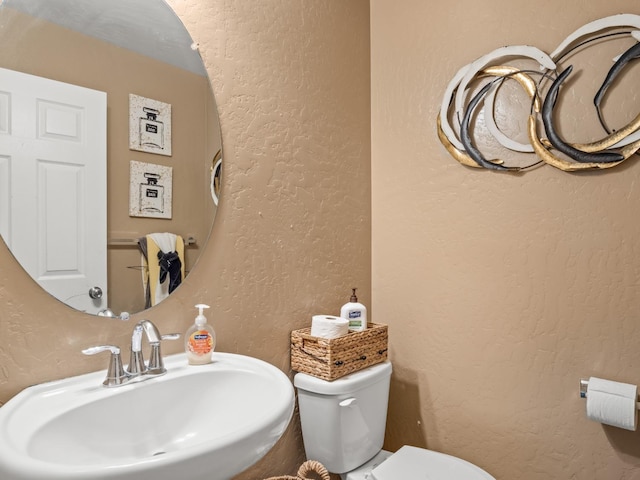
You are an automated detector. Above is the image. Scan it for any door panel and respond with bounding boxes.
[0,67,107,314]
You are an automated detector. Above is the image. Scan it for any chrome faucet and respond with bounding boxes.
[82,320,180,387]
[127,320,180,377]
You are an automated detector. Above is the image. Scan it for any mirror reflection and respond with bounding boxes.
[0,0,222,316]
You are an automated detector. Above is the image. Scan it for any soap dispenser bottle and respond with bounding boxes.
[185,304,216,365]
[340,288,367,332]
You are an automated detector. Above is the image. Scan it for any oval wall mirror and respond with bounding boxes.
[0,0,222,317]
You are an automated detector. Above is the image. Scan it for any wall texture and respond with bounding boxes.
[10,1,640,479]
[0,1,370,479]
[371,1,640,479]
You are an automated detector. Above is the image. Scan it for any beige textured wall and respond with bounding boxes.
[0,1,370,479]
[372,1,640,479]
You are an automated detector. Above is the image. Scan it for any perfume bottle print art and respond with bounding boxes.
[129,94,172,156]
[129,160,173,219]
[140,172,164,213]
[140,107,164,150]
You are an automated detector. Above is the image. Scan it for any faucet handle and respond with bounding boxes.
[82,344,120,356]
[82,345,129,387]
[161,333,181,341]
[147,333,181,376]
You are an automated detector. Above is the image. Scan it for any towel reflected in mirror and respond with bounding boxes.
[138,233,185,308]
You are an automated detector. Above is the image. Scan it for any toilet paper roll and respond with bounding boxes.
[586,377,638,431]
[311,315,349,339]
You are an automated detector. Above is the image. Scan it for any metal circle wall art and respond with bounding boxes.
[438,14,640,172]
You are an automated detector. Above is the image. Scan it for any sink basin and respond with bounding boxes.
[0,352,295,480]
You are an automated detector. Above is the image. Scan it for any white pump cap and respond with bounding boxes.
[195,303,210,326]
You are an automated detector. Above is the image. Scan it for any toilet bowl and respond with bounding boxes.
[293,361,495,479]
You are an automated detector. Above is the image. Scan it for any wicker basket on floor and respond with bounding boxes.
[264,460,330,480]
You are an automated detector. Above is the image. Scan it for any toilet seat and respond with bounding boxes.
[371,445,495,480]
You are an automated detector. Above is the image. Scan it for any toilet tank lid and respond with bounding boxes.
[294,361,392,395]
[371,446,495,480]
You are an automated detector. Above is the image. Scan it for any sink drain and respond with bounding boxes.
[152,451,166,456]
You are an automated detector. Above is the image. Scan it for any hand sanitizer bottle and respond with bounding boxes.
[340,288,367,332]
[185,304,216,365]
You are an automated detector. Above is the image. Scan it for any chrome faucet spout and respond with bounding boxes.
[140,319,161,344]
[127,324,146,377]
[127,320,180,377]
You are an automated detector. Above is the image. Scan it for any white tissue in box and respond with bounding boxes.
[311,315,349,339]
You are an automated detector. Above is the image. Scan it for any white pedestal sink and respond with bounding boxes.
[0,352,295,480]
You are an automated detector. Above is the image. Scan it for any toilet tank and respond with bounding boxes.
[294,361,392,474]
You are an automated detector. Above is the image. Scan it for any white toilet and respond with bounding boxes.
[294,361,495,479]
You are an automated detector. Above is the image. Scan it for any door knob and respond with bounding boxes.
[89,286,103,299]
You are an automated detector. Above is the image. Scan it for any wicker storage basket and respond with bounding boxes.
[291,323,388,381]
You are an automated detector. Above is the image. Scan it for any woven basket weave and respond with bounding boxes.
[264,460,330,480]
[291,323,388,381]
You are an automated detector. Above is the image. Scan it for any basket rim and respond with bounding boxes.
[292,322,387,342]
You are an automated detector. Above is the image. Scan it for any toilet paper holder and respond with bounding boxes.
[579,378,589,398]
[580,378,640,409]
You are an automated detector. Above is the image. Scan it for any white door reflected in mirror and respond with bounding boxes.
[0,67,107,314]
